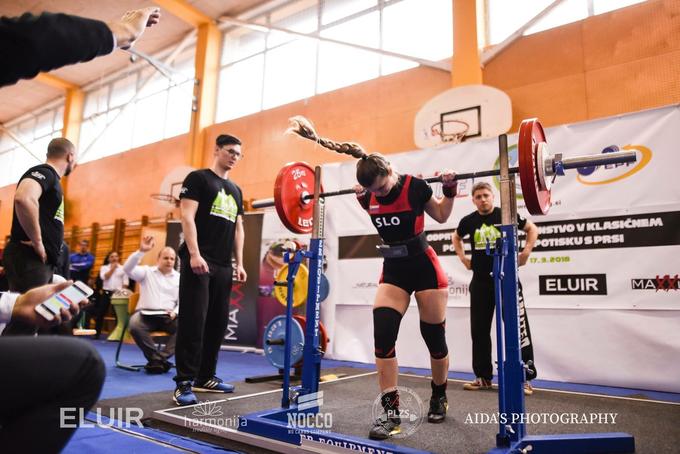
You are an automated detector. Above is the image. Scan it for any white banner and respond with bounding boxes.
[325,105,680,310]
[259,105,680,392]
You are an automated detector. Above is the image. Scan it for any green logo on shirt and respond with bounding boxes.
[474,223,501,250]
[210,189,238,222]
[54,197,64,224]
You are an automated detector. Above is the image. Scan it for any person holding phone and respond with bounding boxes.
[0,281,105,452]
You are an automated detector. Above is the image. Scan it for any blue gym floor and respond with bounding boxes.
[62,339,680,453]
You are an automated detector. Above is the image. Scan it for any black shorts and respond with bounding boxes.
[380,246,448,294]
[3,241,53,293]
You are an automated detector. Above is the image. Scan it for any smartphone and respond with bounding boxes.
[35,281,94,321]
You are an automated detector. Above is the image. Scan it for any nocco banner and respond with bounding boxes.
[323,105,680,310]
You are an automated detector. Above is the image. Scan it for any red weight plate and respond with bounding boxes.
[274,162,317,233]
[518,119,551,215]
[292,316,328,367]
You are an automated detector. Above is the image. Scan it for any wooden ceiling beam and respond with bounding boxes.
[153,0,213,27]
[34,72,79,91]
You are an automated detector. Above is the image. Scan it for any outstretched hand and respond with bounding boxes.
[140,235,155,252]
[108,7,161,50]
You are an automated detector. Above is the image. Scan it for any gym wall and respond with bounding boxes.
[0,0,678,233]
[484,0,680,131]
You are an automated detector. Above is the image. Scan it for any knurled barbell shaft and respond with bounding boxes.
[251,150,636,209]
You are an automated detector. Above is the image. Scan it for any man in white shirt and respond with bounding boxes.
[123,236,179,374]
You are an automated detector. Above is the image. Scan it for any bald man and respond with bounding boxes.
[123,236,179,374]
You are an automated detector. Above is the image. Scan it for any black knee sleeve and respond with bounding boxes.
[373,307,402,359]
[420,320,448,359]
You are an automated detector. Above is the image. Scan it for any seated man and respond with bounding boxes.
[123,236,179,374]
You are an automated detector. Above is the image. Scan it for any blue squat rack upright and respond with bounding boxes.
[239,166,430,454]
[486,135,635,454]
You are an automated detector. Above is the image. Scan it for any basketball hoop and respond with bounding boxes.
[150,193,179,208]
[431,119,470,144]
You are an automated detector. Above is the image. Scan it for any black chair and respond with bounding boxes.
[114,294,175,371]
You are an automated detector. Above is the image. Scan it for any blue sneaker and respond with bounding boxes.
[192,376,235,393]
[173,381,198,406]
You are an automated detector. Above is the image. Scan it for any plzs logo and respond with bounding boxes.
[539,274,607,295]
[631,275,679,292]
[371,386,424,438]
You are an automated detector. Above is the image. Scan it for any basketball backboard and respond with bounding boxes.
[414,84,512,148]
[153,166,195,208]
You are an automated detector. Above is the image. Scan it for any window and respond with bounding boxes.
[593,0,645,15]
[165,80,193,138]
[525,0,588,36]
[78,49,195,163]
[488,0,648,45]
[267,0,318,48]
[321,0,377,25]
[0,103,64,187]
[222,28,266,65]
[216,0,453,123]
[263,39,316,109]
[382,0,452,61]
[216,54,265,121]
[132,91,167,148]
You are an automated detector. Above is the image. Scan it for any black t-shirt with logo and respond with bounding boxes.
[357,174,433,243]
[10,164,64,265]
[456,207,527,279]
[179,169,244,266]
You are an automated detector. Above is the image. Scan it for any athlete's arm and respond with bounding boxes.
[424,195,454,223]
[424,170,457,223]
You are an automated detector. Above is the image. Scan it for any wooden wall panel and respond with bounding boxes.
[483,22,584,90]
[506,74,589,132]
[586,49,680,119]
[65,134,188,227]
[582,0,680,71]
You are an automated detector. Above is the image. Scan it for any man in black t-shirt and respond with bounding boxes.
[452,182,539,395]
[2,138,77,335]
[173,134,247,406]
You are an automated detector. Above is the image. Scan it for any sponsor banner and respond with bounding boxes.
[166,217,261,346]
[224,213,262,347]
[631,275,680,292]
[539,274,608,296]
[323,105,680,310]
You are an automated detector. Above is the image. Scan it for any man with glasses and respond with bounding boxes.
[172,134,247,405]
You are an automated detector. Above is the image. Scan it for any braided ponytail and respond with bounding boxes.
[286,115,391,188]
[286,116,367,159]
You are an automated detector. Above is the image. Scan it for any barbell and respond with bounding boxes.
[252,118,637,234]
